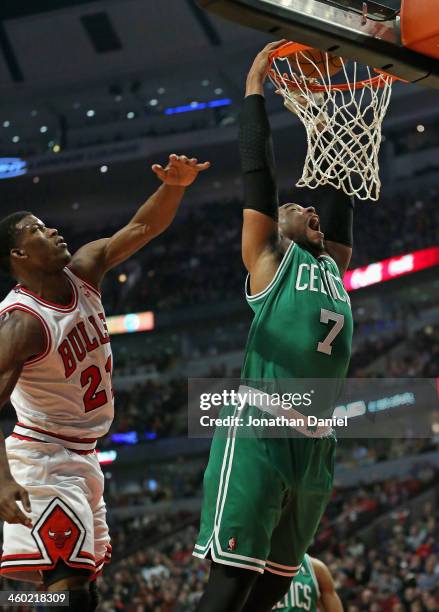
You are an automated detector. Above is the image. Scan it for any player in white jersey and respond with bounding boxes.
[0,154,209,611]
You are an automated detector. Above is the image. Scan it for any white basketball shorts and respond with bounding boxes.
[0,436,111,583]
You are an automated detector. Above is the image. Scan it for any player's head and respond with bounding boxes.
[279,203,324,254]
[0,211,71,279]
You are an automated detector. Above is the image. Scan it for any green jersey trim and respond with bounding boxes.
[318,253,339,270]
[318,253,336,264]
[246,241,296,304]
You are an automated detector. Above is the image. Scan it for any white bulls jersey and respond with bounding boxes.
[0,267,114,452]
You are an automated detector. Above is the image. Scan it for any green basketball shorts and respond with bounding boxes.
[193,405,335,576]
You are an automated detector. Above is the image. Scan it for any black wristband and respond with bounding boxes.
[319,187,354,247]
[239,95,279,221]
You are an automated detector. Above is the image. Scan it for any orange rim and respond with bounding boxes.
[269,41,314,59]
[269,41,406,91]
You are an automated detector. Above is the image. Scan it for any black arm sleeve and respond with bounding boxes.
[238,94,279,221]
[317,186,354,247]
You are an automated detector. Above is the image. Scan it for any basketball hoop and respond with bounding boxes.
[269,42,403,201]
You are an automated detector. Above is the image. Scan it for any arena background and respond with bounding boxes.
[0,1,438,610]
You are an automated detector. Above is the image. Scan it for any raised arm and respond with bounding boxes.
[321,188,354,275]
[0,310,44,528]
[311,557,344,612]
[240,40,286,274]
[69,154,210,289]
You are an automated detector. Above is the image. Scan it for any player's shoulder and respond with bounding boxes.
[318,251,346,277]
[0,307,46,361]
[0,307,43,337]
[319,251,338,266]
[308,556,334,587]
[68,239,109,293]
[308,555,324,569]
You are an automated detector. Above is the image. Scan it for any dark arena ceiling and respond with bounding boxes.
[0,0,437,179]
[0,1,269,95]
[0,0,273,158]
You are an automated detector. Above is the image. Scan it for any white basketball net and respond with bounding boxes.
[269,52,394,201]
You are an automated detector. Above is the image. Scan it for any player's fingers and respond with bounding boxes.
[2,501,28,525]
[14,507,32,528]
[264,39,287,53]
[151,165,166,180]
[169,153,178,162]
[11,499,32,527]
[195,161,211,171]
[19,489,32,513]
[178,155,189,164]
[189,158,198,165]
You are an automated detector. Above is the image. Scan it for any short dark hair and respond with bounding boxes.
[0,211,32,277]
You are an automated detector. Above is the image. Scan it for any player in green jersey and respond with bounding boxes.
[273,554,343,612]
[195,41,354,612]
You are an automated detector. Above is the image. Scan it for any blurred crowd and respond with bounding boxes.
[1,320,436,440]
[2,184,436,318]
[81,465,439,611]
[111,378,187,439]
[97,525,207,612]
[1,454,437,611]
[325,499,439,611]
[4,462,431,610]
[105,457,204,510]
[100,439,438,514]
[382,324,439,379]
[109,321,439,436]
[337,439,439,469]
[351,187,439,269]
[99,186,439,316]
[316,463,438,549]
[0,169,438,612]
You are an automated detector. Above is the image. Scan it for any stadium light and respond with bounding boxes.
[111,432,138,445]
[344,247,439,292]
[96,450,118,464]
[164,98,231,115]
[106,311,154,335]
[0,158,27,179]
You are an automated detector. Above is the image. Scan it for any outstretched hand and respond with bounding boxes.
[246,39,287,93]
[152,154,210,187]
[0,478,32,528]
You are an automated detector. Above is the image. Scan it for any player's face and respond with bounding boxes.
[279,203,324,254]
[12,214,72,273]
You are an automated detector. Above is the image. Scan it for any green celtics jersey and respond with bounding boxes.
[242,243,352,414]
[273,554,320,611]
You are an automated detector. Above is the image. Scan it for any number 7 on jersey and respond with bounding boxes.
[317,309,345,356]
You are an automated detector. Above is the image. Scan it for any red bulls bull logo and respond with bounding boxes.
[48,528,72,549]
[38,505,80,562]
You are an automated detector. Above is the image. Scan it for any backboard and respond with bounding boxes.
[198,0,439,88]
